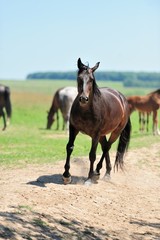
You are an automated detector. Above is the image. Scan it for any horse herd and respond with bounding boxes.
[46,84,160,136]
[0,58,160,184]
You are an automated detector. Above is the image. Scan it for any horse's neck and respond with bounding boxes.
[50,102,58,115]
[51,95,59,111]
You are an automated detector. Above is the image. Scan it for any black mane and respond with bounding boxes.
[93,79,101,97]
[148,89,160,96]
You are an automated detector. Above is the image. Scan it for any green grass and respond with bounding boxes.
[0,80,159,167]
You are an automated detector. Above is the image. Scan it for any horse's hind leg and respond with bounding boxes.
[153,110,160,135]
[1,110,6,131]
[96,136,112,179]
[146,113,149,132]
[63,124,79,184]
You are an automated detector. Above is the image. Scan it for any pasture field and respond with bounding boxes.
[0,79,159,166]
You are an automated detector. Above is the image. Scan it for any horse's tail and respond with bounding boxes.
[4,87,12,119]
[114,118,131,171]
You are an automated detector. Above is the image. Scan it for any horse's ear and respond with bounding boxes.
[77,58,83,69]
[92,62,100,72]
[77,58,87,70]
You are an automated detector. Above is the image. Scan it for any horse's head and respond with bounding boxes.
[127,97,136,114]
[77,58,100,106]
[46,110,55,129]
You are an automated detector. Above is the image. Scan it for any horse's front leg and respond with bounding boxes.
[63,124,79,184]
[86,138,99,184]
[56,111,59,130]
[62,117,65,131]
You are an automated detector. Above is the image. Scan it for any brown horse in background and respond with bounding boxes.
[63,58,131,184]
[127,89,160,135]
[0,85,12,130]
[47,87,77,130]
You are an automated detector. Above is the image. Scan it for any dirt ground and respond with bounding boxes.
[0,144,160,240]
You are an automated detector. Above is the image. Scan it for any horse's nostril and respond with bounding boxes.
[79,96,89,103]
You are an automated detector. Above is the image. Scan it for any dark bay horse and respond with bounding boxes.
[0,85,12,130]
[63,58,131,184]
[127,89,160,135]
[47,86,77,130]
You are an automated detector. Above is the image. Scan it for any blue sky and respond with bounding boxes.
[0,0,160,79]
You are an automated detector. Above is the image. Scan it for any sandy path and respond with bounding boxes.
[0,144,160,240]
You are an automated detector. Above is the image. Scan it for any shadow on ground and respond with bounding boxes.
[0,206,108,240]
[27,174,86,187]
[0,206,160,240]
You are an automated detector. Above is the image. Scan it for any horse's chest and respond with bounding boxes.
[71,110,99,134]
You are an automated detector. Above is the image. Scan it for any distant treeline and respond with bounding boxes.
[26,71,160,88]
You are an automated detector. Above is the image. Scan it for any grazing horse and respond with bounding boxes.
[47,86,77,130]
[0,85,12,130]
[63,58,131,184]
[127,89,160,135]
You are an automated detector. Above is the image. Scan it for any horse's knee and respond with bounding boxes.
[89,151,96,162]
[66,143,74,154]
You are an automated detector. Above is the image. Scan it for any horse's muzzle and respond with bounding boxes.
[79,96,89,104]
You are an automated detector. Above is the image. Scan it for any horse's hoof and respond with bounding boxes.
[92,174,100,182]
[91,170,100,182]
[103,173,111,181]
[85,176,99,186]
[62,176,71,185]
[85,178,92,186]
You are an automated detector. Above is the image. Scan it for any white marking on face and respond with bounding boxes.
[82,74,89,96]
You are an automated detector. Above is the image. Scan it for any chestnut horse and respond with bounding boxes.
[63,58,131,184]
[47,87,77,130]
[127,89,160,135]
[0,85,12,130]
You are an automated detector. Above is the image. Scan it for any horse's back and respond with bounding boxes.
[100,87,126,100]
[100,87,129,113]
[58,87,78,117]
[59,87,77,101]
[127,94,159,111]
[59,87,77,106]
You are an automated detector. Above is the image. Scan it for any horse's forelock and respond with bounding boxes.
[78,65,89,75]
